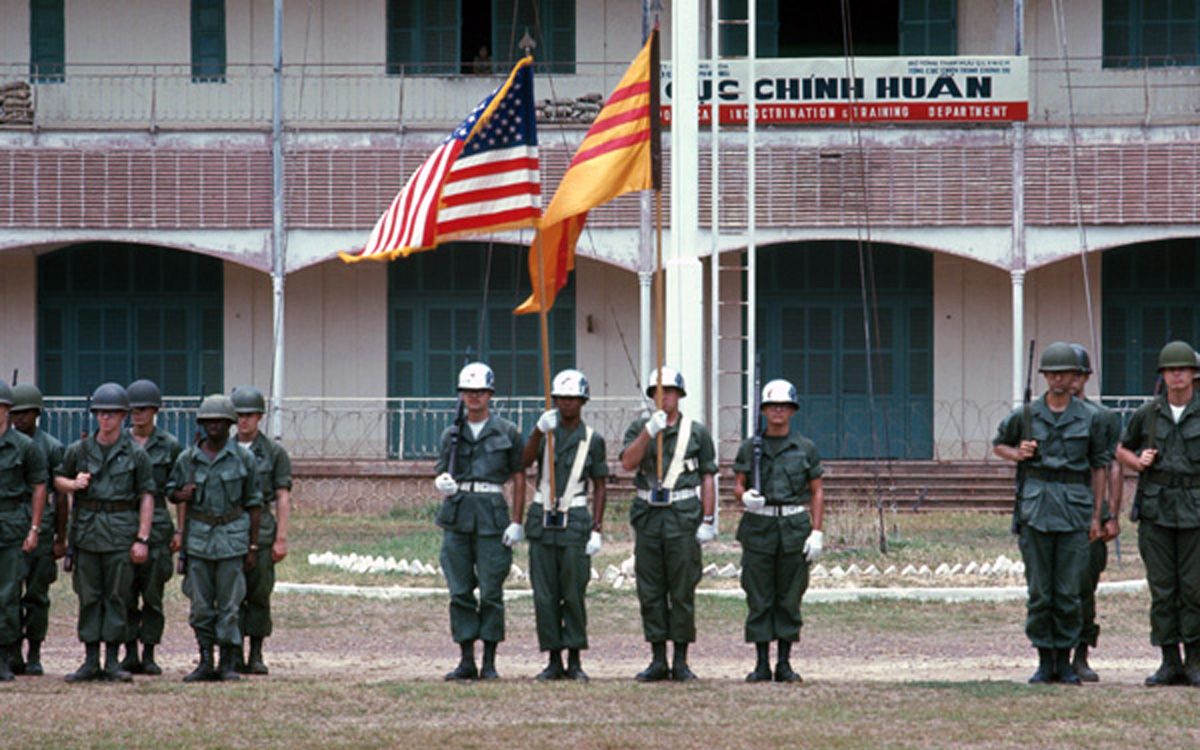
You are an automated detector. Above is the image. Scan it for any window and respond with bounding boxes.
[1104,0,1200,67]
[191,0,226,82]
[387,0,575,76]
[899,0,957,55]
[30,0,65,83]
[716,0,781,58]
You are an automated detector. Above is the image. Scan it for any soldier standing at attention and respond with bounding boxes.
[54,383,154,683]
[1065,345,1123,682]
[1116,340,1200,686]
[231,385,292,675]
[120,379,181,676]
[520,369,608,682]
[733,379,825,683]
[435,362,525,681]
[620,366,718,682]
[993,342,1109,685]
[168,395,261,682]
[0,379,48,682]
[8,383,65,677]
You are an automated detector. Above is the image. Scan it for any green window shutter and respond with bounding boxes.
[388,0,460,75]
[717,0,779,58]
[30,0,65,83]
[191,0,226,82]
[1104,0,1200,68]
[899,0,957,55]
[493,0,574,72]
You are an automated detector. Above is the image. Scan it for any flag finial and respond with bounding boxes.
[519,28,537,57]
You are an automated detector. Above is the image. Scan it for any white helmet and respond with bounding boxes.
[551,369,590,400]
[645,365,686,398]
[761,378,799,408]
[457,362,495,391]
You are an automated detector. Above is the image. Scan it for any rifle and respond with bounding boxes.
[1130,372,1164,523]
[1011,339,1036,535]
[751,353,764,497]
[177,422,204,575]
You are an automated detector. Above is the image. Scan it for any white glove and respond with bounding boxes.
[434,472,458,496]
[502,522,525,547]
[536,409,559,434]
[696,522,717,545]
[645,410,669,438]
[742,489,766,510]
[804,529,824,562]
[585,531,603,556]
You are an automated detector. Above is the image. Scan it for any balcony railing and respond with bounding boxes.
[2,57,1197,132]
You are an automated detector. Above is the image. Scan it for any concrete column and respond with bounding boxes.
[638,270,653,388]
[1011,269,1026,407]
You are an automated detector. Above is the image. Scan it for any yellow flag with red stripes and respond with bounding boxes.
[516,28,661,314]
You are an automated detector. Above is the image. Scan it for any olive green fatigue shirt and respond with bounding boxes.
[621,415,718,540]
[524,422,608,547]
[243,433,292,546]
[131,427,182,546]
[993,396,1111,533]
[1078,397,1120,522]
[56,434,155,553]
[167,443,262,561]
[0,427,49,545]
[732,432,823,553]
[1121,393,1200,529]
[434,416,524,534]
[29,429,63,552]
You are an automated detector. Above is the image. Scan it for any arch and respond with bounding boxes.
[0,234,272,273]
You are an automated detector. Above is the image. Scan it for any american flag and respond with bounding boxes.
[342,58,540,262]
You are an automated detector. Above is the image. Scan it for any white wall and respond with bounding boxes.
[0,251,37,384]
[572,255,642,398]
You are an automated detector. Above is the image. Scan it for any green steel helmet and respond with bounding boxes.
[1158,340,1198,370]
[1038,342,1081,373]
[10,383,44,412]
[127,379,163,409]
[90,382,131,411]
[231,386,267,414]
[1195,352,1200,379]
[0,379,12,406]
[1068,343,1092,374]
[196,394,237,422]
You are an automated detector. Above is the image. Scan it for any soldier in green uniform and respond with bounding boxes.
[0,379,49,682]
[9,383,66,677]
[119,379,181,676]
[620,366,718,682]
[993,342,1109,685]
[435,362,526,681]
[231,385,292,675]
[733,379,825,683]
[54,382,155,683]
[168,394,262,683]
[520,369,608,682]
[1116,340,1200,686]
[1066,345,1124,682]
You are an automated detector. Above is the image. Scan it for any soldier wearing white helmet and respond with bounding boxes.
[733,378,825,683]
[435,362,526,681]
[620,365,718,682]
[519,369,609,681]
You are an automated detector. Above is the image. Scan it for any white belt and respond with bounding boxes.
[746,504,808,518]
[532,492,588,509]
[459,481,503,494]
[636,488,699,503]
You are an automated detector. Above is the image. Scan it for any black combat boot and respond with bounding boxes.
[140,643,162,676]
[774,639,802,683]
[1145,644,1185,686]
[24,640,44,676]
[1182,642,1200,687]
[218,645,242,681]
[479,640,500,680]
[1055,648,1082,685]
[566,649,588,682]
[746,642,772,683]
[535,650,565,681]
[246,636,269,675]
[0,644,15,682]
[671,642,697,682]
[232,641,248,674]
[1072,644,1099,682]
[103,642,133,682]
[444,640,478,681]
[183,644,217,683]
[1029,648,1056,684]
[65,642,102,683]
[635,642,669,682]
[7,641,24,675]
[120,639,143,674]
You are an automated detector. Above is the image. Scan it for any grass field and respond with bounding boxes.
[3,511,1193,750]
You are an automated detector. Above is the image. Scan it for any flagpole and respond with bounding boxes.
[535,233,558,509]
[654,189,665,484]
